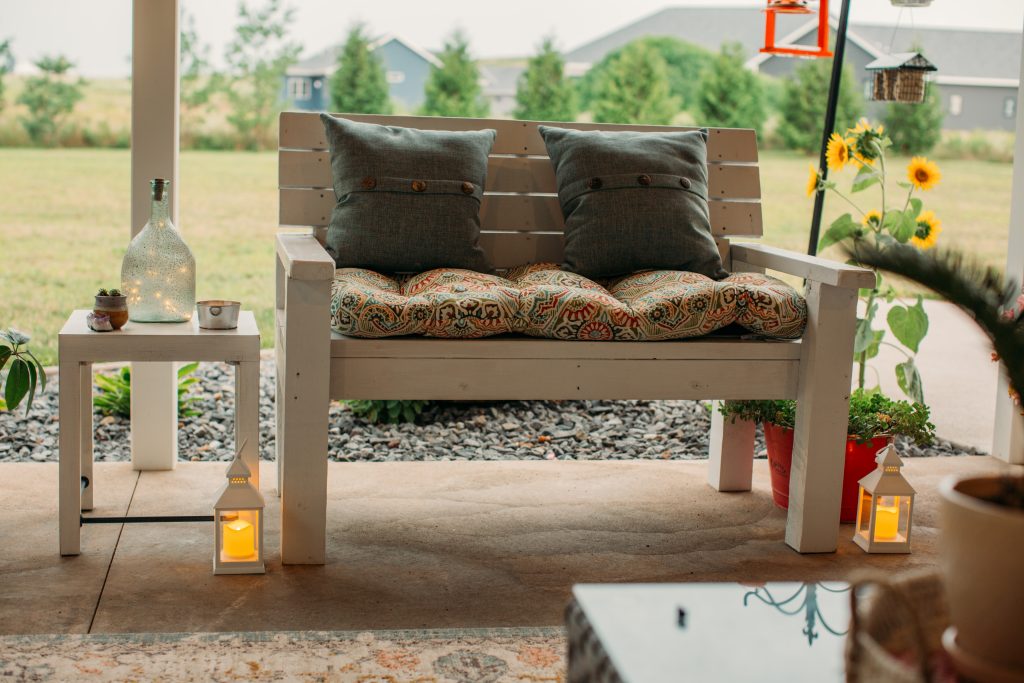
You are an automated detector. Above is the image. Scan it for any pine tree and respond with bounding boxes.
[885,82,943,155]
[514,36,576,121]
[777,59,863,153]
[591,41,678,125]
[578,37,711,115]
[696,43,766,132]
[420,30,488,118]
[329,24,392,114]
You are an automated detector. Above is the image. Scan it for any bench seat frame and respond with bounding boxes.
[274,112,875,564]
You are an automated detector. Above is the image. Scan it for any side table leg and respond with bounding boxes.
[59,361,82,556]
[80,363,94,511]
[236,360,260,491]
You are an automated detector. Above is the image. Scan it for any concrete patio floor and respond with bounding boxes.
[0,456,1010,635]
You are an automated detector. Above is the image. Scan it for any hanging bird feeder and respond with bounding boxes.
[865,52,937,103]
[761,0,833,59]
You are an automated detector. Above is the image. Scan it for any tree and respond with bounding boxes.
[514,36,576,121]
[777,59,863,153]
[696,43,766,131]
[329,23,392,114]
[180,11,220,132]
[591,41,678,125]
[578,37,711,115]
[16,55,84,146]
[420,30,489,118]
[885,82,943,155]
[224,0,300,150]
[0,39,13,113]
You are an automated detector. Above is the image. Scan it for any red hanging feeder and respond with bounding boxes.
[761,0,833,59]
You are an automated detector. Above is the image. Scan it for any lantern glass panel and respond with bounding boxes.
[872,495,902,542]
[897,496,912,538]
[856,488,873,539]
[218,509,259,562]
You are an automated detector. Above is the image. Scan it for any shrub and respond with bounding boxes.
[776,59,862,153]
[696,42,766,132]
[94,362,201,419]
[345,399,429,424]
[514,36,577,122]
[591,40,678,125]
[885,82,943,155]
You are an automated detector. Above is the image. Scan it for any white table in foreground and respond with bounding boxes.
[58,310,261,556]
[568,582,850,682]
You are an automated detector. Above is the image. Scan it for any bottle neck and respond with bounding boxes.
[149,193,170,227]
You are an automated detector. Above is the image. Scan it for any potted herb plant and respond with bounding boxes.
[94,287,128,330]
[720,391,934,522]
[852,242,1024,682]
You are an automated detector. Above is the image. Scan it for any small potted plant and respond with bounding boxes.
[94,287,128,330]
[852,242,1024,682]
[720,391,934,522]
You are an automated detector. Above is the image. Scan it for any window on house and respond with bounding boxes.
[287,77,311,101]
[949,94,963,116]
[863,79,872,100]
[1005,96,1016,119]
[386,71,406,84]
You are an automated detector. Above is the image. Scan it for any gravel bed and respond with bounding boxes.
[0,361,984,464]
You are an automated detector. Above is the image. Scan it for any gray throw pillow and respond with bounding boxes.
[538,125,729,279]
[320,114,496,273]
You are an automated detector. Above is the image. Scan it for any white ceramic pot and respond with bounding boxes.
[939,474,1024,682]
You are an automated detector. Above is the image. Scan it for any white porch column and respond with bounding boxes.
[130,0,180,470]
[992,16,1024,465]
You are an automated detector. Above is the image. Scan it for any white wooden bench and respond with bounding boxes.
[275,112,875,565]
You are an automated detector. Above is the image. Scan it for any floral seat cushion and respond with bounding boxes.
[331,263,807,341]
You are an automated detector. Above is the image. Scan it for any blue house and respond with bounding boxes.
[283,34,440,113]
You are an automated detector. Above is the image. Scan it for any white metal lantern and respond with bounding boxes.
[853,444,915,554]
[213,453,265,575]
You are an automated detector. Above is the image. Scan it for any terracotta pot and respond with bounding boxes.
[762,423,889,523]
[940,475,1024,682]
[94,295,128,330]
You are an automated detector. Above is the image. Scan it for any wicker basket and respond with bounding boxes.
[845,571,956,683]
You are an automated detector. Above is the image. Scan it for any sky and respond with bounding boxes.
[2,0,1023,77]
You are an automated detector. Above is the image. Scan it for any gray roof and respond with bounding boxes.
[564,5,809,64]
[290,44,341,75]
[565,6,1021,82]
[852,24,1020,80]
[479,63,524,96]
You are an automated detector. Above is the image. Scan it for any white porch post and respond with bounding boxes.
[992,18,1024,465]
[130,0,180,470]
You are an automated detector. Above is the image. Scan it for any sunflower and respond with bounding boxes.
[907,157,941,191]
[826,133,852,171]
[805,164,820,197]
[911,210,942,249]
[848,118,884,136]
[862,210,882,229]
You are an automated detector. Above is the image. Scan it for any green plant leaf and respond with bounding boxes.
[26,350,46,393]
[0,347,11,375]
[853,316,876,354]
[863,329,884,360]
[178,362,199,378]
[819,213,858,251]
[896,360,925,404]
[851,167,880,193]
[908,197,923,218]
[24,357,37,415]
[887,296,929,353]
[4,358,30,410]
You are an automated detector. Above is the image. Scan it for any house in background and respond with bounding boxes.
[283,34,440,113]
[564,6,1021,131]
[479,62,524,117]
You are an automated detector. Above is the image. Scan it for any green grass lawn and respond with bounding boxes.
[0,147,1012,366]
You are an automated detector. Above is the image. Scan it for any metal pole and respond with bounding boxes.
[807,0,853,256]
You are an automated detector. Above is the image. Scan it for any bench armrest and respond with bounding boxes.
[730,243,875,290]
[276,233,335,281]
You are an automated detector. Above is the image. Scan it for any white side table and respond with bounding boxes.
[58,310,261,556]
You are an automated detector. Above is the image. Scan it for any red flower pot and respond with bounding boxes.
[763,422,891,523]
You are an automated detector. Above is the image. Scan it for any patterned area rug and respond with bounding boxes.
[0,627,566,682]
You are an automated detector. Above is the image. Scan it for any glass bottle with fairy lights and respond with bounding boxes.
[121,178,196,322]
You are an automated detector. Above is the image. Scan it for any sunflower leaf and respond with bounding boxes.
[851,166,880,193]
[819,213,858,251]
[887,295,929,353]
[896,359,925,404]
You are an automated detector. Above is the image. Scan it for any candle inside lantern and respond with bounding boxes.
[874,497,900,541]
[223,518,255,559]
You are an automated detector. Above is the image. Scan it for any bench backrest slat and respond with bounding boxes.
[278,112,764,267]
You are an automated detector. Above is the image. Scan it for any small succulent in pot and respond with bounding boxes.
[94,286,129,330]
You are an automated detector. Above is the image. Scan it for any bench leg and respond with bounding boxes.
[707,401,755,492]
[280,276,331,565]
[275,325,285,497]
[785,281,858,553]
